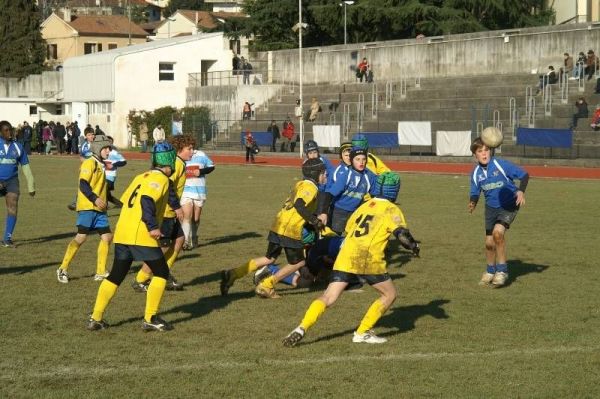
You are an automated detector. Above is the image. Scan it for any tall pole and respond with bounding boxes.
[299,0,304,157]
[128,0,132,45]
[343,3,347,45]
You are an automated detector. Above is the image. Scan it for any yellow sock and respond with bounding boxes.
[135,269,152,284]
[230,259,258,281]
[91,280,118,321]
[96,240,110,275]
[166,248,180,269]
[261,275,275,289]
[60,239,81,271]
[145,277,167,322]
[299,299,327,331]
[356,299,387,334]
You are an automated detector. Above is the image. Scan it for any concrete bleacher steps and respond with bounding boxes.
[207,72,600,159]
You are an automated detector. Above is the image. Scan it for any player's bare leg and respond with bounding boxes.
[353,279,396,344]
[192,205,202,248]
[283,281,348,347]
[221,256,273,296]
[256,260,305,298]
[181,201,194,250]
[491,224,508,287]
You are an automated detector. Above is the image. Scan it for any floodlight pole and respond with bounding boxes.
[299,0,304,157]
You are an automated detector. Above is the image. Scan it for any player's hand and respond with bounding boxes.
[515,191,526,206]
[95,198,107,210]
[174,207,184,221]
[468,201,477,213]
[317,213,327,226]
[29,191,35,197]
[149,229,162,240]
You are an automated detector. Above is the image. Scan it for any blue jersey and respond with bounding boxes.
[0,138,29,180]
[326,166,377,212]
[316,155,336,191]
[105,149,127,183]
[470,157,528,209]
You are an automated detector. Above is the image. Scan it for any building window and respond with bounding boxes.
[47,44,57,60]
[84,43,102,54]
[159,62,175,81]
[108,43,117,50]
[29,105,37,115]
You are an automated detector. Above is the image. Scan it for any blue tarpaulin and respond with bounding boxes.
[240,131,272,146]
[516,128,572,148]
[357,132,398,148]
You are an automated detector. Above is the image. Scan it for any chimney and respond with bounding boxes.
[63,7,72,22]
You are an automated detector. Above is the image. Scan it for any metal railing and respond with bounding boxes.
[560,72,569,104]
[385,81,393,109]
[357,93,365,131]
[543,83,552,116]
[371,83,378,120]
[399,78,407,99]
[509,97,517,130]
[527,97,536,128]
[342,103,350,139]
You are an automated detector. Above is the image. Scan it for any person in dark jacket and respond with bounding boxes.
[21,122,33,155]
[267,120,280,152]
[570,97,589,129]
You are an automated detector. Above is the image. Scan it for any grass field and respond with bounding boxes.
[1,156,599,398]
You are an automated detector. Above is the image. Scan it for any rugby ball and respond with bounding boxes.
[480,127,503,148]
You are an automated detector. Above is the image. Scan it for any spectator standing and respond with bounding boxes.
[281,118,294,152]
[244,130,256,163]
[232,53,240,76]
[242,102,254,120]
[36,121,44,154]
[242,57,252,85]
[95,125,104,136]
[153,123,165,144]
[42,122,53,155]
[65,123,73,154]
[308,97,321,122]
[357,57,369,82]
[267,120,280,152]
[54,122,66,154]
[21,121,32,155]
[71,121,80,154]
[570,97,589,129]
[585,50,599,80]
[139,122,149,152]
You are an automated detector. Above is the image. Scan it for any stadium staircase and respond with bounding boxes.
[205,73,600,159]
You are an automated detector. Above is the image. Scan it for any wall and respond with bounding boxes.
[0,72,63,99]
[108,34,235,146]
[266,23,600,85]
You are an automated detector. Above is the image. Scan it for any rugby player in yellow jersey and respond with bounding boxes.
[283,172,421,346]
[56,135,113,283]
[351,133,391,175]
[132,135,194,292]
[220,158,327,298]
[87,142,177,332]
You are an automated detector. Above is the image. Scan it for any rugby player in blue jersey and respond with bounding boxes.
[468,138,529,287]
[0,121,35,247]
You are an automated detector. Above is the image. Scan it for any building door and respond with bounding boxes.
[201,60,216,86]
[71,102,88,129]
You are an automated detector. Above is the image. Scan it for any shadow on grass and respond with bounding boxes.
[185,270,223,287]
[502,260,549,288]
[163,291,256,325]
[18,231,74,245]
[0,261,58,275]
[302,299,450,345]
[202,232,262,246]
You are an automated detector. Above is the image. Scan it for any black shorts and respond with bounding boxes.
[485,205,518,235]
[159,217,184,247]
[114,243,164,262]
[0,176,19,197]
[330,270,391,285]
[330,207,353,234]
[266,231,305,264]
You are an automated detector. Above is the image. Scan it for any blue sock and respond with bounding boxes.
[486,264,496,274]
[4,214,17,241]
[280,272,297,286]
[496,263,508,273]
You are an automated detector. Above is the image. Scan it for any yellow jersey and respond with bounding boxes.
[334,198,407,275]
[114,170,171,247]
[76,157,107,212]
[164,157,186,218]
[367,153,391,175]
[270,179,319,241]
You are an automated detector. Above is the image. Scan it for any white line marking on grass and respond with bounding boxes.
[2,345,599,380]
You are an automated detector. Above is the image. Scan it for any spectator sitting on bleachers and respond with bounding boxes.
[590,105,600,131]
[294,99,303,120]
[308,97,321,122]
[356,57,369,83]
[559,52,573,81]
[570,97,588,129]
[535,66,557,95]
[585,50,599,81]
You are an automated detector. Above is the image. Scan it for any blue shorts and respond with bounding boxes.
[0,176,19,197]
[76,210,111,235]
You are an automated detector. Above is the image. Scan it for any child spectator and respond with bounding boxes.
[244,130,256,163]
[242,102,254,120]
[357,57,369,82]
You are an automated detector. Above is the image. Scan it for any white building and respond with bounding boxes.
[63,33,234,146]
[550,0,600,24]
